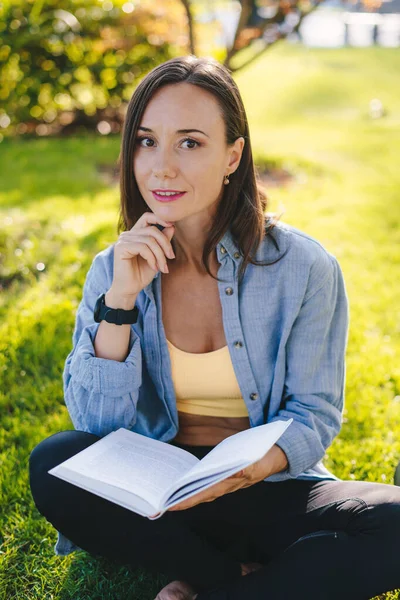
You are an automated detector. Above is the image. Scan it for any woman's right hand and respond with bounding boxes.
[109,212,176,299]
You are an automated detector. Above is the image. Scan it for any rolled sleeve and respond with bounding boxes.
[270,253,349,477]
[68,322,141,397]
[62,249,143,436]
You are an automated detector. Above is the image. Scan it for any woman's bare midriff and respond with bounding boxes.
[161,259,251,448]
[173,412,250,446]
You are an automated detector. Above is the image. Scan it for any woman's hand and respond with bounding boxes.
[168,468,256,512]
[168,444,288,511]
[110,212,176,299]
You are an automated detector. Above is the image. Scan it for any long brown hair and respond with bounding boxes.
[117,55,283,284]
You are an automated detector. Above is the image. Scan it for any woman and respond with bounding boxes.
[29,55,400,600]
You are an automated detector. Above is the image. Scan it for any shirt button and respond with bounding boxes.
[234,341,243,348]
[249,392,258,401]
[233,251,241,259]
[225,287,234,295]
[220,246,227,254]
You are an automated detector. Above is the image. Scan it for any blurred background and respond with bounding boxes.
[1,1,400,598]
[1,0,400,138]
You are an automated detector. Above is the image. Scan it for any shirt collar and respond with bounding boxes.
[217,227,241,263]
[217,219,286,264]
[144,219,286,294]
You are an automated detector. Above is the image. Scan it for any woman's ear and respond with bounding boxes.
[227,136,245,175]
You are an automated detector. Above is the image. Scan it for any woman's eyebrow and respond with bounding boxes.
[138,126,209,138]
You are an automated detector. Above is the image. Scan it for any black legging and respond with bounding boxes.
[29,430,400,599]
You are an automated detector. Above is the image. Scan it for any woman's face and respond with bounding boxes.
[133,82,244,225]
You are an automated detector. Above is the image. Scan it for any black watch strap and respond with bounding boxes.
[93,293,139,325]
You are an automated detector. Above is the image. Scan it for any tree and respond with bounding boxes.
[0,0,188,135]
[180,0,325,72]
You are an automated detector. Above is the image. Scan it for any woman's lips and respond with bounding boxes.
[152,191,186,202]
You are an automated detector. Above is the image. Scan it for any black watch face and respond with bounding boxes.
[94,294,104,322]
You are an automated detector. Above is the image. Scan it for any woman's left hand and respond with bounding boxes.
[168,444,288,511]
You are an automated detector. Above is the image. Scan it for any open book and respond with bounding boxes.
[48,419,292,519]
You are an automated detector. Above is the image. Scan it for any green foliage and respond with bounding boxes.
[1,43,400,598]
[0,0,184,135]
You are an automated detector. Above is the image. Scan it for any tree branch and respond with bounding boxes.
[178,0,325,74]
[224,0,253,65]
[225,0,325,73]
[180,0,196,55]
[228,35,283,73]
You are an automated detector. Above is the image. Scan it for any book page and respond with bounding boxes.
[51,466,159,517]
[165,419,293,502]
[165,465,245,507]
[49,428,199,509]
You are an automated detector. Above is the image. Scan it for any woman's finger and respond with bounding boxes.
[124,234,169,273]
[121,223,175,258]
[120,227,175,266]
[117,238,159,272]
[133,212,173,231]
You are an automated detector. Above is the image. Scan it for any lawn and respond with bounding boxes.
[1,42,400,598]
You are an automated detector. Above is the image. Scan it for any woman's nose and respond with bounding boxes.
[152,166,175,179]
[152,148,177,178]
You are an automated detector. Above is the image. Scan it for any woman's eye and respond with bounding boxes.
[181,138,199,149]
[135,137,199,149]
[136,137,154,147]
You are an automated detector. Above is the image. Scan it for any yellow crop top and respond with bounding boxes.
[166,338,249,417]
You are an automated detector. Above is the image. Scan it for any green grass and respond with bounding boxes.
[1,42,400,598]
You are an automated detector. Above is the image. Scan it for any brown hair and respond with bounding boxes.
[117,54,283,284]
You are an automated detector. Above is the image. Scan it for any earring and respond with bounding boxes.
[224,174,230,185]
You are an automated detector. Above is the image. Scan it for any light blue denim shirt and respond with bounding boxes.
[54,219,349,556]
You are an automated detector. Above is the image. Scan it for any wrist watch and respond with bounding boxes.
[93,293,139,325]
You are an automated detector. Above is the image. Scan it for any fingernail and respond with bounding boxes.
[164,264,169,273]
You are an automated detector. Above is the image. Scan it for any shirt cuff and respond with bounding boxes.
[270,416,325,478]
[68,324,142,397]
